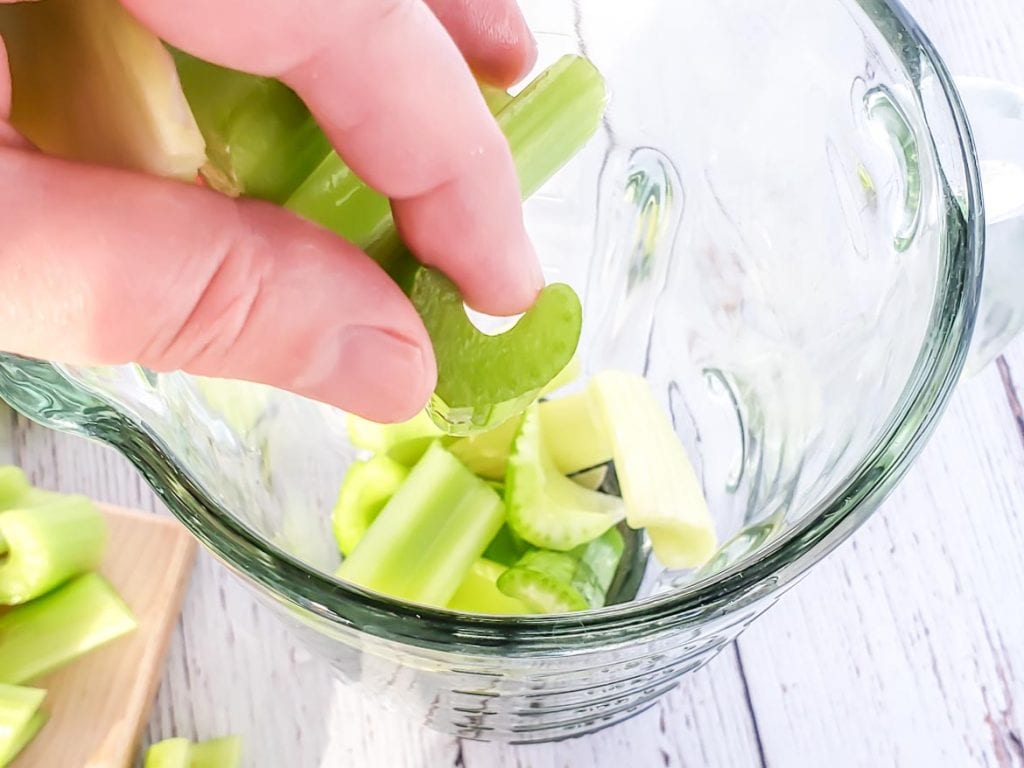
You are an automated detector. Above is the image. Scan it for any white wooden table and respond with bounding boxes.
[9,2,1024,765]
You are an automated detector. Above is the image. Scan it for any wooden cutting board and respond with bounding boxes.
[13,505,197,768]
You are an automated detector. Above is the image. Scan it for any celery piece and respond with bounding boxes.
[0,573,137,685]
[0,684,45,767]
[448,415,522,480]
[505,405,623,551]
[479,82,514,113]
[337,442,504,607]
[496,528,624,614]
[411,269,583,435]
[0,0,206,180]
[144,736,242,768]
[591,371,718,569]
[0,497,107,605]
[331,456,409,556]
[144,738,191,768]
[540,388,613,475]
[447,559,528,615]
[481,524,531,567]
[346,411,443,455]
[190,736,243,768]
[0,467,64,512]
[172,49,330,202]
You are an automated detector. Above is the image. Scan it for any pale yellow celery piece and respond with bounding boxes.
[540,389,613,474]
[0,0,206,180]
[591,370,717,569]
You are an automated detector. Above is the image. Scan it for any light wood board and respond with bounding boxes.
[12,505,196,768]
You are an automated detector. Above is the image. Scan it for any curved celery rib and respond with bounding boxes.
[336,442,504,608]
[505,405,623,551]
[0,573,137,685]
[591,371,718,569]
[496,528,623,614]
[447,559,528,615]
[331,455,409,556]
[0,684,46,767]
[0,497,107,605]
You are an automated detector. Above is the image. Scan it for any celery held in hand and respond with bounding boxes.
[0,497,106,605]
[337,442,504,607]
[506,405,624,551]
[145,735,243,768]
[497,527,624,614]
[0,573,137,685]
[0,684,46,767]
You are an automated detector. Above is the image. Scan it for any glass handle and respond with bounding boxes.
[957,76,1024,375]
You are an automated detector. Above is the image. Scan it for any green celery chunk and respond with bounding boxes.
[0,573,138,685]
[0,684,45,767]
[190,736,243,768]
[336,442,504,607]
[540,388,613,474]
[144,737,191,768]
[144,736,243,768]
[172,49,330,202]
[448,414,522,480]
[447,558,528,615]
[331,455,409,556]
[481,523,531,567]
[591,370,718,569]
[346,410,446,466]
[0,497,107,604]
[497,527,624,614]
[0,467,63,512]
[505,405,623,551]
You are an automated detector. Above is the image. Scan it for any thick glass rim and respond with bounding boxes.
[0,0,984,655]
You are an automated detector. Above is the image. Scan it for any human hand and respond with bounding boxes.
[0,0,540,421]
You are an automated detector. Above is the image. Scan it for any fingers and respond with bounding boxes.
[123,0,543,316]
[422,0,536,87]
[0,147,437,422]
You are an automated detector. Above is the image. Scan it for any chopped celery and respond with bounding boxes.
[336,442,504,607]
[346,411,444,466]
[505,405,623,551]
[144,737,192,768]
[447,559,528,615]
[144,736,242,768]
[0,497,107,605]
[448,415,522,480]
[172,49,331,202]
[190,736,243,768]
[591,371,718,569]
[0,573,137,685]
[0,684,45,767]
[411,269,583,435]
[496,527,624,614]
[481,524,531,567]
[540,389,613,475]
[331,456,409,556]
[0,467,63,512]
[0,0,206,180]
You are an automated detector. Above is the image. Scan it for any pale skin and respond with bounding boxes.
[0,0,539,422]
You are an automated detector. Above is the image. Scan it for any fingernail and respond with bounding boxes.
[305,326,433,421]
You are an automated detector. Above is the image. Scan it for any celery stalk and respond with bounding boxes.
[540,389,613,474]
[505,405,623,551]
[144,736,242,768]
[0,497,107,605]
[447,559,528,615]
[591,371,718,569]
[0,684,45,768]
[331,456,409,556]
[0,573,137,685]
[496,527,624,614]
[337,442,504,607]
[143,738,191,768]
[0,0,206,180]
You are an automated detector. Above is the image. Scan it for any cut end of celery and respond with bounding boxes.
[411,269,583,436]
[0,684,46,767]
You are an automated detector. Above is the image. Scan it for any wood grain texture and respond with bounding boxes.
[12,505,196,768]
[6,1,1024,767]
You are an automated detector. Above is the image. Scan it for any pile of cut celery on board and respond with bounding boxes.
[0,0,719,618]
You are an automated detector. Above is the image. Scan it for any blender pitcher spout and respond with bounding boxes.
[957,76,1024,374]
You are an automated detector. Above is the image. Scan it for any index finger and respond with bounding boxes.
[124,0,543,316]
